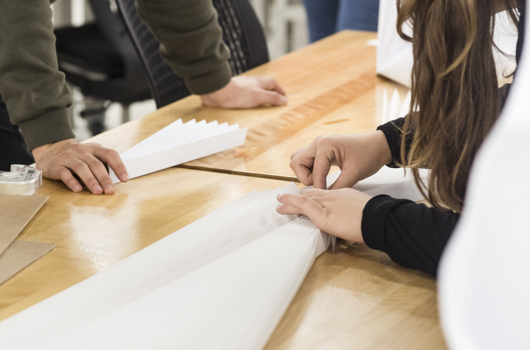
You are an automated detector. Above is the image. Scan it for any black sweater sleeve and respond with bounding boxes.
[361,195,459,277]
[376,117,413,167]
[360,119,459,277]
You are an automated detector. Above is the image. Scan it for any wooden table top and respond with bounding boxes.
[0,30,446,349]
[88,30,410,181]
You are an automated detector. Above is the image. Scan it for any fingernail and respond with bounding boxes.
[277,194,283,200]
[121,173,129,182]
[74,185,82,192]
[93,185,103,193]
[280,96,288,105]
[105,184,114,193]
[276,204,283,211]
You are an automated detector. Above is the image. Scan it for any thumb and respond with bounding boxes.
[329,170,359,190]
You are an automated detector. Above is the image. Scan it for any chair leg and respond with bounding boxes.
[121,104,130,124]
[81,96,108,136]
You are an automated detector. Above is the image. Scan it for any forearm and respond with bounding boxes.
[361,195,460,277]
[0,0,74,151]
[136,0,231,95]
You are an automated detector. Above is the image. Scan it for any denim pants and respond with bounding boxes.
[0,95,34,171]
[303,0,380,43]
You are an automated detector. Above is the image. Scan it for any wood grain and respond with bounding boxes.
[0,30,446,349]
[88,31,410,181]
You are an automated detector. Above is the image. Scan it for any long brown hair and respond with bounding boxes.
[396,0,518,212]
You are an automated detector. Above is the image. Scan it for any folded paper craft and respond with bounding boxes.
[381,89,411,124]
[110,119,247,183]
[0,168,429,349]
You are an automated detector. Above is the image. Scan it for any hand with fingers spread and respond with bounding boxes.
[276,188,372,242]
[290,131,392,190]
[200,76,287,109]
[32,138,129,195]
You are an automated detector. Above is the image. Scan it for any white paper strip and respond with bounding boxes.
[0,168,429,349]
[110,119,247,183]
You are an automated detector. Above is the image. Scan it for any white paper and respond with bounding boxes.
[438,6,530,349]
[326,167,429,202]
[0,169,429,349]
[376,0,413,87]
[376,3,517,87]
[381,88,412,124]
[110,119,247,183]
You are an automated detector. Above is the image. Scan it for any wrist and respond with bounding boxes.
[32,138,76,160]
[373,130,393,167]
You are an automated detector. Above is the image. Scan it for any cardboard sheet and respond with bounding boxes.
[0,195,48,257]
[0,240,56,285]
[110,119,247,183]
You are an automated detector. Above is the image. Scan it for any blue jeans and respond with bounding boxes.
[303,0,379,43]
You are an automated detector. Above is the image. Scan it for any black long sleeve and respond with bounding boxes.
[362,119,459,277]
[361,195,459,277]
[376,117,409,167]
[360,117,460,276]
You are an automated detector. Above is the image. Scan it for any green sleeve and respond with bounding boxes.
[0,0,74,151]
[135,0,232,95]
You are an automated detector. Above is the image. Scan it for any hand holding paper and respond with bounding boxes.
[277,188,371,243]
[33,139,128,194]
[290,132,392,190]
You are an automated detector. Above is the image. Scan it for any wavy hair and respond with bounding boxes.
[396,0,518,212]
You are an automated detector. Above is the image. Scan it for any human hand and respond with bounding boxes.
[32,138,128,194]
[200,76,287,108]
[276,188,371,243]
[290,131,392,190]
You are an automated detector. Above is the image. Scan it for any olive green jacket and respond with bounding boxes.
[0,0,231,151]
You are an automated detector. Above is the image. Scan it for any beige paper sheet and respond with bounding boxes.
[0,240,56,285]
[0,194,48,257]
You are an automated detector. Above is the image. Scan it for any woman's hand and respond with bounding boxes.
[276,188,371,243]
[290,131,392,190]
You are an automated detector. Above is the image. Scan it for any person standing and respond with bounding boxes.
[0,0,287,194]
[302,0,380,43]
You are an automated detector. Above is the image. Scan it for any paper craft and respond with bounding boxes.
[0,168,429,349]
[439,6,530,348]
[0,240,56,285]
[377,4,517,87]
[110,119,247,183]
[0,195,48,256]
[381,89,411,124]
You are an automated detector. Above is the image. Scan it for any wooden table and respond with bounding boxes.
[89,31,410,181]
[0,31,446,349]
